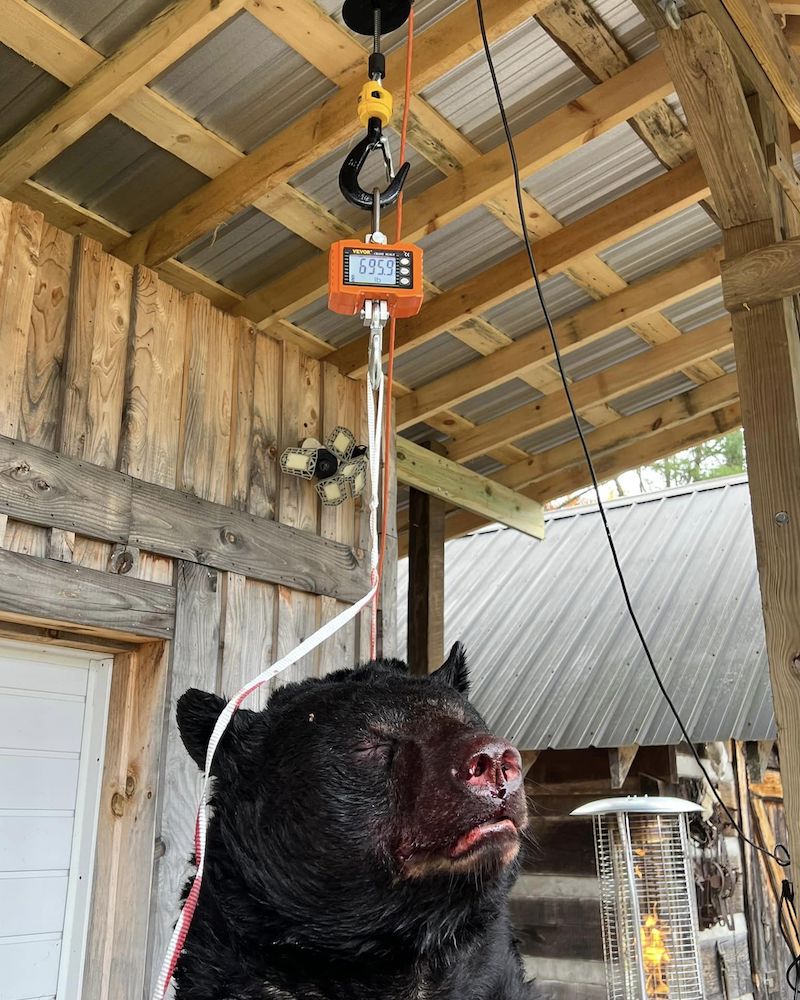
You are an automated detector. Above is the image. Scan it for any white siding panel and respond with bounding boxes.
[0,658,87,697]
[0,693,85,753]
[0,641,112,1000]
[0,935,62,998]
[0,754,80,812]
[0,815,74,872]
[0,875,69,937]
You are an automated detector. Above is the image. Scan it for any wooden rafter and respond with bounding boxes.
[395,246,723,429]
[113,0,554,269]
[718,0,800,128]
[395,439,545,539]
[538,0,695,169]
[399,403,742,552]
[491,371,739,492]
[443,317,732,463]
[396,373,740,535]
[0,0,355,251]
[0,0,243,193]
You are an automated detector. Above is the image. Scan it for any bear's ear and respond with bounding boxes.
[176,688,257,772]
[177,689,225,769]
[431,642,469,695]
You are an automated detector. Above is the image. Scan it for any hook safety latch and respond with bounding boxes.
[339,118,411,211]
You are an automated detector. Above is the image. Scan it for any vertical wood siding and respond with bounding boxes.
[0,194,396,992]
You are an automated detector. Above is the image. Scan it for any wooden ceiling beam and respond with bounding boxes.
[534,405,742,501]
[721,234,800,308]
[718,0,800,129]
[397,402,742,551]
[113,0,552,269]
[537,0,695,169]
[0,0,243,193]
[396,245,722,429]
[244,0,365,82]
[396,372,740,536]
[395,439,545,539]
[329,155,711,377]
[443,316,732,462]
[491,371,739,492]
[0,0,356,251]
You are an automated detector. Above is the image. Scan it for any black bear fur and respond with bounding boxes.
[173,643,538,999]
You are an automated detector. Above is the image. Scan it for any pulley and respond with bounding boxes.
[342,0,412,35]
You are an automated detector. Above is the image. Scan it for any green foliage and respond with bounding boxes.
[634,429,746,493]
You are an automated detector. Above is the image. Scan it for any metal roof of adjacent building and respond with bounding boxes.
[397,476,774,750]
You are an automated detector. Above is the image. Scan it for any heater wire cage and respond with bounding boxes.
[594,811,705,1000]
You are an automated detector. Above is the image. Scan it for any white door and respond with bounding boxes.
[0,640,112,1000]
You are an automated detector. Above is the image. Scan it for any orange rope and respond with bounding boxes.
[372,4,414,657]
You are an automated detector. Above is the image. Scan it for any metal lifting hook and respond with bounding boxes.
[339,118,411,210]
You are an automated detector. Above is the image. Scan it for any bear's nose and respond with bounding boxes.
[457,739,523,799]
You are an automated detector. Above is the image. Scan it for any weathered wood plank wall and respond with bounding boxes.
[0,194,394,995]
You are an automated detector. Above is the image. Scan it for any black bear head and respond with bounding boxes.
[176,643,527,960]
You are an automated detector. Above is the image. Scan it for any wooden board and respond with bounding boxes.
[0,434,372,602]
[149,562,220,987]
[83,641,169,1000]
[396,437,545,538]
[0,548,175,638]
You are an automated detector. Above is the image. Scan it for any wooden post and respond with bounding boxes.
[657,12,800,869]
[407,443,445,675]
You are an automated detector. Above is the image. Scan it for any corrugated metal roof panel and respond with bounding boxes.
[0,46,66,146]
[612,371,698,415]
[29,0,172,55]
[591,0,658,59]
[515,415,594,454]
[453,378,542,425]
[289,294,362,348]
[400,422,448,445]
[560,326,649,380]
[524,122,665,225]
[153,12,335,153]
[421,18,593,152]
[178,207,317,295]
[35,117,208,232]
[662,284,726,332]
[713,348,737,374]
[392,333,481,389]
[600,204,721,282]
[397,477,773,747]
[419,206,521,290]
[464,455,506,477]
[290,133,444,230]
[482,273,594,339]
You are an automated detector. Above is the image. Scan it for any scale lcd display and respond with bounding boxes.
[345,251,398,286]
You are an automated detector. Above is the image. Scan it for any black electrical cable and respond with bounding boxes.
[473,0,790,873]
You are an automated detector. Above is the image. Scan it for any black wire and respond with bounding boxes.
[473,0,790,873]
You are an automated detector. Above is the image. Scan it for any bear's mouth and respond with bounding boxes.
[450,818,518,859]
[395,813,522,878]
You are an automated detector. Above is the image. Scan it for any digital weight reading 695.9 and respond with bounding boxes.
[345,252,403,287]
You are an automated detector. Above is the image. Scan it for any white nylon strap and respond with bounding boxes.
[152,369,384,1000]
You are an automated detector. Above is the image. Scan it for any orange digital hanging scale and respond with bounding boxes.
[328,239,424,318]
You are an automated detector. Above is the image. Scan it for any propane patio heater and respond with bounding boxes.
[572,797,705,1000]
